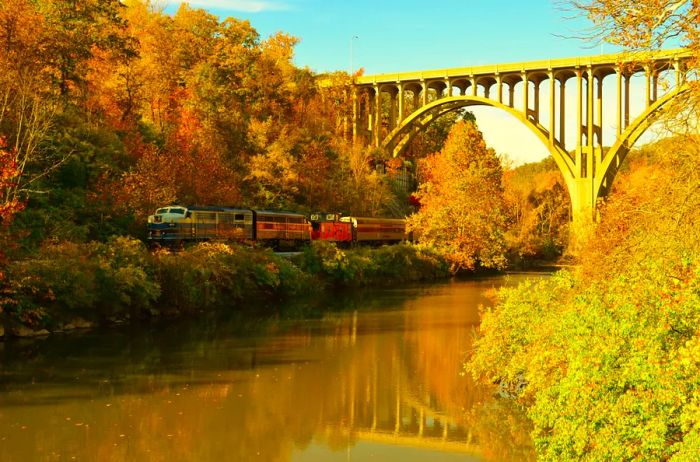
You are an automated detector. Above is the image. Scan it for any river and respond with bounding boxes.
[0,274,541,461]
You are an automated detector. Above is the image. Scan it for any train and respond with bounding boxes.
[146,205,409,248]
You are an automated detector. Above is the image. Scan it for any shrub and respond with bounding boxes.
[153,243,312,314]
[6,237,159,329]
[6,241,99,330]
[467,136,700,460]
[94,236,161,320]
[297,241,450,287]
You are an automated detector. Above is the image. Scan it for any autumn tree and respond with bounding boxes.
[503,157,570,261]
[0,0,407,244]
[404,109,475,161]
[0,0,63,227]
[0,142,23,226]
[468,134,700,461]
[569,0,699,102]
[407,121,508,272]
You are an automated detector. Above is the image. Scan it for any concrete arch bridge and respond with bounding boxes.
[352,49,693,224]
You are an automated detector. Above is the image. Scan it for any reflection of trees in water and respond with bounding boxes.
[399,287,536,462]
[0,282,534,461]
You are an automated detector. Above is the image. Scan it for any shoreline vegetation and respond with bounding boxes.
[466,134,700,460]
[0,239,455,338]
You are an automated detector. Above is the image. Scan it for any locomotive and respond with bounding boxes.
[147,205,310,248]
[146,205,409,248]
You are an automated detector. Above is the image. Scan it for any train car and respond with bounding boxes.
[253,210,311,248]
[339,216,408,244]
[147,205,253,246]
[147,205,407,249]
[309,212,353,244]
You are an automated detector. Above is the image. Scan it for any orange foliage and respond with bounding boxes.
[408,121,508,272]
[0,139,24,227]
[115,108,241,218]
[0,139,24,281]
[571,0,699,102]
[502,159,570,260]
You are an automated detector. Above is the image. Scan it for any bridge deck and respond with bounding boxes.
[356,48,691,86]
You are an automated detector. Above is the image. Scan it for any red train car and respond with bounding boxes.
[310,213,408,245]
[309,213,352,243]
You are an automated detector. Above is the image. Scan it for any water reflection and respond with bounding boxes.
[0,275,539,461]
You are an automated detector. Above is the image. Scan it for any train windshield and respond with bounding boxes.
[155,207,186,215]
[310,213,338,222]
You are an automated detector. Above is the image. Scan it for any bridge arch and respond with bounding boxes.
[379,87,689,224]
[595,84,690,199]
[381,95,575,186]
[353,49,692,225]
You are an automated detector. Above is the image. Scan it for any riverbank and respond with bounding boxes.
[0,238,452,338]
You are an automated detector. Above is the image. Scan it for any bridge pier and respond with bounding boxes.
[570,162,596,225]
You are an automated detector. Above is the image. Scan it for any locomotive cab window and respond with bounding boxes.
[171,208,186,215]
[235,214,245,221]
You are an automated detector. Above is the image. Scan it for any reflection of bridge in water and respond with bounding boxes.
[313,309,491,456]
[325,388,481,454]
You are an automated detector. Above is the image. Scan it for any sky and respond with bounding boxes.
[160,0,653,165]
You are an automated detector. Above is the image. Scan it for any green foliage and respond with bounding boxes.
[94,236,161,319]
[467,136,700,461]
[5,237,159,329]
[297,241,450,287]
[2,239,450,334]
[153,243,313,315]
[470,260,700,461]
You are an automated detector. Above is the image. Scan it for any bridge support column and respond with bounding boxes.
[548,72,555,142]
[559,77,566,146]
[616,68,622,136]
[508,84,515,108]
[496,74,503,104]
[374,85,382,147]
[645,65,652,108]
[398,83,405,124]
[389,89,397,131]
[522,72,529,118]
[568,153,598,250]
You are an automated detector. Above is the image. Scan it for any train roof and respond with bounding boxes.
[156,205,307,217]
[168,205,305,215]
[253,209,306,216]
[185,205,251,213]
